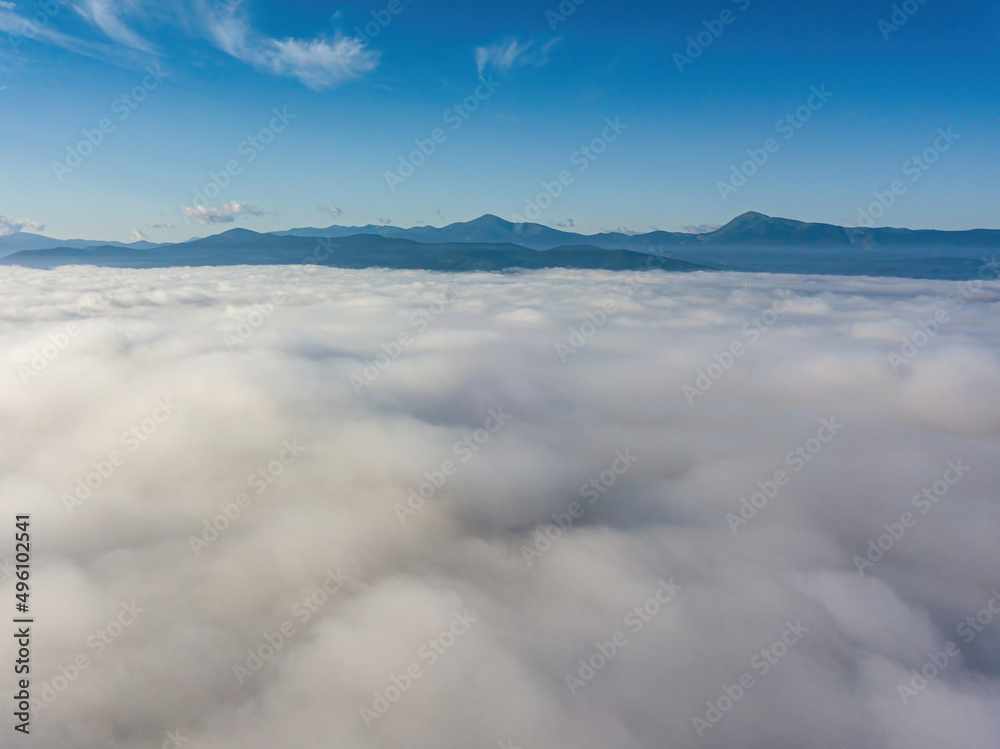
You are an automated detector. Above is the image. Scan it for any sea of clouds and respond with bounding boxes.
[0,263,998,749]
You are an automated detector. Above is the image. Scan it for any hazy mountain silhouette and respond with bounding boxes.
[274,211,1000,253]
[3,213,997,279]
[0,232,162,258]
[0,230,707,273]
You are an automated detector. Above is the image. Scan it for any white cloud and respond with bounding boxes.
[3,1,374,86]
[475,36,560,75]
[0,214,44,235]
[181,201,266,224]
[0,1,16,9]
[73,0,155,53]
[147,222,174,230]
[203,7,379,90]
[129,228,148,242]
[266,36,378,89]
[318,205,343,218]
[0,6,108,59]
[2,266,999,748]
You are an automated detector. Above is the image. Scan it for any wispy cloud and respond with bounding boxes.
[682,224,721,234]
[598,226,642,235]
[475,36,560,75]
[3,1,378,89]
[318,205,343,218]
[181,201,266,225]
[0,214,44,235]
[203,6,379,90]
[0,6,110,59]
[147,222,174,230]
[267,36,377,89]
[74,0,155,53]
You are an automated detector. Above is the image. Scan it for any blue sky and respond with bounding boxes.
[0,0,998,242]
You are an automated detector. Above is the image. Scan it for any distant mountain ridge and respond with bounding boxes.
[0,232,162,258]
[2,212,997,280]
[273,212,1000,252]
[0,230,707,274]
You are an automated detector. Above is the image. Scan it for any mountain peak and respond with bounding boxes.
[466,214,515,228]
[215,228,264,237]
[726,211,771,226]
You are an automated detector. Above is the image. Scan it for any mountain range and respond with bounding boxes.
[2,212,998,279]
[273,212,1000,253]
[0,232,162,257]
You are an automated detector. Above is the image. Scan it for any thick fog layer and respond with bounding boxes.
[1,264,998,749]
